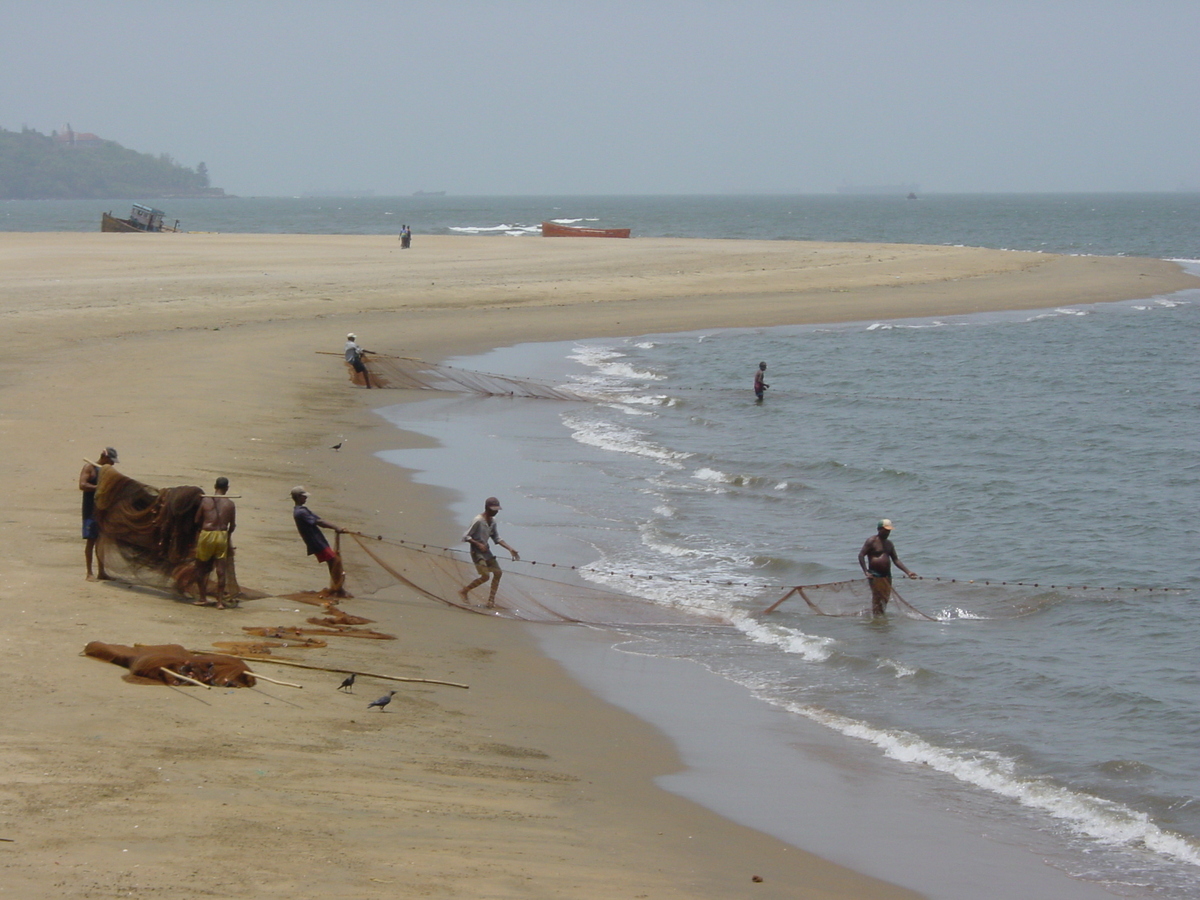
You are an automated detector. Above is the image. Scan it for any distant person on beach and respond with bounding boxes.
[291,486,349,597]
[459,496,519,608]
[345,332,372,388]
[79,446,118,580]
[754,362,769,401]
[858,519,918,616]
[400,225,411,249]
[192,477,237,608]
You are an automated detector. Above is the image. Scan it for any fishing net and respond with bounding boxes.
[337,354,592,401]
[92,465,241,598]
[762,576,1180,620]
[84,642,256,687]
[343,533,730,628]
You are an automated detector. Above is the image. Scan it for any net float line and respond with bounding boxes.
[345,533,1184,597]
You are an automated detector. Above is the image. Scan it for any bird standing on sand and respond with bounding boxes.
[331,436,345,451]
[367,690,396,711]
[337,672,356,692]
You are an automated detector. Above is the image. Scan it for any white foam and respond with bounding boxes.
[768,701,1200,870]
[563,414,690,468]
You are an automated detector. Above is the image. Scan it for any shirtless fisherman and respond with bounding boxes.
[754,361,769,402]
[459,497,519,608]
[193,477,237,608]
[79,446,117,581]
[858,518,918,616]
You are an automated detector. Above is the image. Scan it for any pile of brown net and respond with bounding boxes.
[343,355,592,401]
[84,642,255,686]
[93,466,240,598]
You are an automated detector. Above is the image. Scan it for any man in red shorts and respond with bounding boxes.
[291,485,349,597]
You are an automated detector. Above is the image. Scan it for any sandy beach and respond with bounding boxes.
[1,232,1194,899]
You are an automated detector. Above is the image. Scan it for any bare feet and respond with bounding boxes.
[458,587,470,602]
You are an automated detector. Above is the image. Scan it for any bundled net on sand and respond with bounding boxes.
[337,354,592,401]
[93,465,241,597]
[343,533,730,628]
[84,642,256,687]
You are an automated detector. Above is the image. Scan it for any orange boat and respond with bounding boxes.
[541,221,631,238]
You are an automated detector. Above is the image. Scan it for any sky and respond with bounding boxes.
[4,1,1199,196]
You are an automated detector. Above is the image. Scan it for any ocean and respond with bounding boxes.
[12,193,1199,896]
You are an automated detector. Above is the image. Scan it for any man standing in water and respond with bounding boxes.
[192,477,236,608]
[345,333,372,388]
[79,446,118,580]
[754,361,769,401]
[858,518,918,616]
[291,486,349,597]
[459,497,519,608]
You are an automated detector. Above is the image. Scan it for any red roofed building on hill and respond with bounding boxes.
[53,124,104,147]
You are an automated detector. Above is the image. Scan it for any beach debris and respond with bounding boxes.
[84,642,255,687]
[242,625,395,640]
[211,638,328,655]
[307,610,375,627]
[367,690,397,711]
[338,672,357,692]
[751,875,764,883]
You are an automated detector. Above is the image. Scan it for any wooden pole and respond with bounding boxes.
[160,667,211,689]
[762,587,798,615]
[210,654,468,689]
[244,671,303,689]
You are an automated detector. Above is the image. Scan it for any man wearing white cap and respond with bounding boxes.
[459,497,519,608]
[344,333,372,388]
[858,518,917,616]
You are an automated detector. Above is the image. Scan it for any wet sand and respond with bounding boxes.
[0,232,1193,898]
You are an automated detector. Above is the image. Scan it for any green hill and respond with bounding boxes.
[0,126,225,200]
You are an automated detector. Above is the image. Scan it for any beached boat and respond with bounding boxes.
[101,204,180,233]
[541,221,631,238]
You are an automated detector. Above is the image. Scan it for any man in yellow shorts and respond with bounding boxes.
[193,477,237,608]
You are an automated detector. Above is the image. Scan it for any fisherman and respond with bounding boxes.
[754,361,769,401]
[192,477,237,608]
[79,446,118,581]
[857,518,918,616]
[290,486,350,597]
[344,332,372,388]
[459,497,519,608]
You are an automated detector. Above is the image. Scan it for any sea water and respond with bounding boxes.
[5,192,1199,258]
[376,278,1200,898]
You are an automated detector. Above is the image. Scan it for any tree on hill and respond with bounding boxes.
[0,126,223,199]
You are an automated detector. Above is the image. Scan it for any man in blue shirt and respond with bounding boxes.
[291,485,349,597]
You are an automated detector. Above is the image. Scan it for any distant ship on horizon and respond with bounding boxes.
[836,182,921,196]
[412,190,446,197]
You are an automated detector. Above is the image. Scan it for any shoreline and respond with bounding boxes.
[2,233,1195,898]
[373,300,1197,900]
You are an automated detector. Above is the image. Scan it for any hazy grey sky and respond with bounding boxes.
[4,1,1198,195]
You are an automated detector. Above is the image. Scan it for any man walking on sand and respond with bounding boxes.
[459,497,519,608]
[858,519,918,616]
[79,446,118,581]
[345,332,372,388]
[291,486,350,597]
[193,477,237,608]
